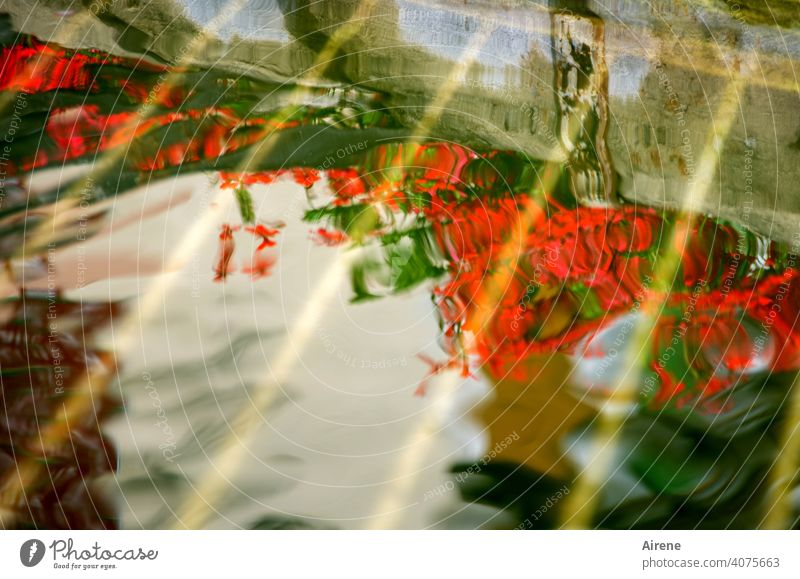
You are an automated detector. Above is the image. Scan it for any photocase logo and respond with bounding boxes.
[19,539,46,567]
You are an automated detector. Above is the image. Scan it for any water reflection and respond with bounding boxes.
[0,293,119,529]
[1,0,800,529]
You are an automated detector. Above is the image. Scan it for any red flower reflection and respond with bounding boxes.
[213,224,239,282]
[245,222,284,251]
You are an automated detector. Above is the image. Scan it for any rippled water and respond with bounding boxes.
[1,0,800,530]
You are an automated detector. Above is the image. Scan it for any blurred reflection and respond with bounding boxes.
[2,2,800,530]
[0,294,119,529]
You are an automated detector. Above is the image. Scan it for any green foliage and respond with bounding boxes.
[349,227,447,302]
[234,188,256,224]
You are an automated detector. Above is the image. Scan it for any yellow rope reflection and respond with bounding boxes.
[173,19,494,530]
[559,62,752,529]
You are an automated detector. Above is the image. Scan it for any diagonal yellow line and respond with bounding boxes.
[171,21,494,530]
[0,0,256,528]
[558,62,752,529]
[109,0,382,357]
[6,0,379,531]
[762,371,800,528]
[364,159,562,529]
[20,0,253,257]
[364,7,623,527]
[3,0,383,529]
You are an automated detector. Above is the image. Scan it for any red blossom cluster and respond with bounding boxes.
[219,168,320,191]
[316,141,800,409]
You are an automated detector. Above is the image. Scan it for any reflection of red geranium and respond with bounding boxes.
[328,169,366,203]
[213,224,238,282]
[12,29,798,412]
[315,142,800,410]
[243,253,276,280]
[245,223,283,251]
[311,228,348,247]
[0,38,165,94]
